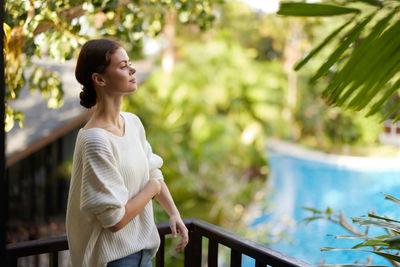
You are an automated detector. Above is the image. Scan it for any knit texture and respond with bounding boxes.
[66,112,164,267]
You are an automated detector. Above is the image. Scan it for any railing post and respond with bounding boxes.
[208,238,218,267]
[230,249,241,267]
[7,255,17,267]
[50,252,58,267]
[184,226,202,267]
[155,235,165,267]
[255,260,267,267]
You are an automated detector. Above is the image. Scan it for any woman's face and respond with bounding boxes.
[101,47,137,95]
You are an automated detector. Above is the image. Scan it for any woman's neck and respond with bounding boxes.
[84,95,125,136]
[94,96,122,124]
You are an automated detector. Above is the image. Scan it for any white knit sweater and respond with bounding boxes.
[66,112,164,267]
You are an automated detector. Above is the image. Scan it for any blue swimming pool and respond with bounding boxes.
[247,140,400,265]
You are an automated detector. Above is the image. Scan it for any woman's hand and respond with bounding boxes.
[169,214,189,251]
[154,180,188,250]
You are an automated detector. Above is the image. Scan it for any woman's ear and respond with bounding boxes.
[92,73,106,87]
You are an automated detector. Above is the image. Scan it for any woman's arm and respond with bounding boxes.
[155,180,189,251]
[108,178,161,232]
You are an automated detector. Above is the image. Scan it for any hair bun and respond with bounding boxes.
[79,86,97,109]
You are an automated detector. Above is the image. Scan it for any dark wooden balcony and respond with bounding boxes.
[6,218,313,267]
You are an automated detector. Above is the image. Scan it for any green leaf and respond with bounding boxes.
[368,213,400,224]
[324,10,397,106]
[301,206,323,214]
[391,230,400,235]
[317,14,374,87]
[348,28,400,110]
[294,19,353,71]
[367,77,400,117]
[371,250,400,262]
[325,207,333,214]
[352,217,400,231]
[321,247,400,262]
[277,2,360,17]
[384,194,400,205]
[350,0,383,8]
[352,239,389,249]
[331,235,371,240]
[392,109,400,123]
[383,236,400,248]
[301,216,325,224]
[382,100,400,122]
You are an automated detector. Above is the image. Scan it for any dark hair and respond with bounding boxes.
[75,39,122,108]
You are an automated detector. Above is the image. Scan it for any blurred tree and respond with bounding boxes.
[175,1,384,147]
[4,0,220,131]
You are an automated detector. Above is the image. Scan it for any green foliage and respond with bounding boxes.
[5,0,219,132]
[304,194,400,266]
[277,1,400,121]
[278,3,361,17]
[296,70,383,150]
[323,109,382,145]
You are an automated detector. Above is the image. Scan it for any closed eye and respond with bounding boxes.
[120,61,132,69]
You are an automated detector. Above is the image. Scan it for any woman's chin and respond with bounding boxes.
[127,86,138,94]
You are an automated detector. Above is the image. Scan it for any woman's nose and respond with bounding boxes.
[129,66,136,75]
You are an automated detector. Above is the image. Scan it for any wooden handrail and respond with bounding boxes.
[6,218,313,267]
[187,219,312,266]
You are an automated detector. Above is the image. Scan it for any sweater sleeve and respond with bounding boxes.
[80,134,128,228]
[132,114,164,180]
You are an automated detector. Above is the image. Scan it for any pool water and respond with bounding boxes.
[247,141,400,265]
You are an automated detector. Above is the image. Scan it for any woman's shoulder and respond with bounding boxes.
[121,111,140,121]
[77,128,113,149]
[121,112,144,128]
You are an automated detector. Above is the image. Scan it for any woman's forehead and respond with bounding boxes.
[111,47,129,63]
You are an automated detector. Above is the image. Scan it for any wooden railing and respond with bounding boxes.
[7,218,313,267]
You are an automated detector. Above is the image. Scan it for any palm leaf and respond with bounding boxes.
[352,217,400,231]
[316,14,374,87]
[302,216,325,224]
[352,240,389,249]
[279,0,400,118]
[350,0,384,7]
[384,194,400,205]
[383,236,400,248]
[392,108,400,122]
[301,206,323,214]
[351,59,400,111]
[321,247,400,262]
[277,3,360,16]
[294,19,353,71]
[347,23,400,110]
[368,213,400,224]
[324,10,397,106]
[382,100,400,121]
[331,234,391,240]
[367,77,400,117]
[325,18,400,108]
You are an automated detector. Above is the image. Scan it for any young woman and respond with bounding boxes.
[66,39,188,267]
